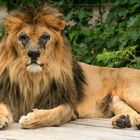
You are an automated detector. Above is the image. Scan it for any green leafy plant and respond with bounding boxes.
[62,0,140,68]
[93,0,140,68]
[0,0,140,68]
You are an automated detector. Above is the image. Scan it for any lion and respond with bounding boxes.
[0,5,140,130]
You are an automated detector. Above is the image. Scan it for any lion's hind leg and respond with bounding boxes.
[111,96,140,129]
[0,103,13,129]
[19,105,77,129]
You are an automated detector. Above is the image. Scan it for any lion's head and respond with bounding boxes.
[3,6,68,74]
[0,6,85,121]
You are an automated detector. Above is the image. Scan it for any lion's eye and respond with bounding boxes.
[18,33,29,45]
[39,32,50,48]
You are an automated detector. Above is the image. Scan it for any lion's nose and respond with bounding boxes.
[28,48,40,59]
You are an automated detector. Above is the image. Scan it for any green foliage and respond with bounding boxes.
[0,0,37,10]
[52,0,140,68]
[62,0,140,68]
[64,9,94,64]
[0,23,4,38]
[0,0,140,68]
[93,0,140,68]
[96,46,138,67]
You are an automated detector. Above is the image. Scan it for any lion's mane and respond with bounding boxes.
[0,6,86,122]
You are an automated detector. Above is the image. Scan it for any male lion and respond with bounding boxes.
[0,5,140,130]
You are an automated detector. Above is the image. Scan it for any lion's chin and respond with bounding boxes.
[27,64,42,74]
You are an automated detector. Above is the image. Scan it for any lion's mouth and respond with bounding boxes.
[26,63,43,73]
[27,62,43,66]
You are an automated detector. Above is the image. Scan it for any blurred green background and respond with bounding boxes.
[0,0,140,68]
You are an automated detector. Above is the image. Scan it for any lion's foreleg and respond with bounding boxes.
[111,96,140,129]
[19,105,77,129]
[0,103,13,129]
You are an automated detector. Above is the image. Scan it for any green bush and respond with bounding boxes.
[0,0,140,68]
[94,0,140,68]
[63,0,140,68]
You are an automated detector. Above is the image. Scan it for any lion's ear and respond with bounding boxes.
[52,15,66,31]
[41,11,66,31]
[4,15,24,33]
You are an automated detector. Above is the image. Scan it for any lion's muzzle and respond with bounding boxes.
[26,48,42,73]
[28,48,40,63]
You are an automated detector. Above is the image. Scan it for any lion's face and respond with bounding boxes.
[16,24,57,73]
[3,7,66,74]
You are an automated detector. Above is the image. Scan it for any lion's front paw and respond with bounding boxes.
[19,109,46,129]
[0,114,12,129]
[112,114,131,128]
[19,115,31,129]
[19,113,37,129]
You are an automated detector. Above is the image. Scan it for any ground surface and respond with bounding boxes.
[0,118,140,140]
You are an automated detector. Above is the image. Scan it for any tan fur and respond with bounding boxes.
[0,6,140,130]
